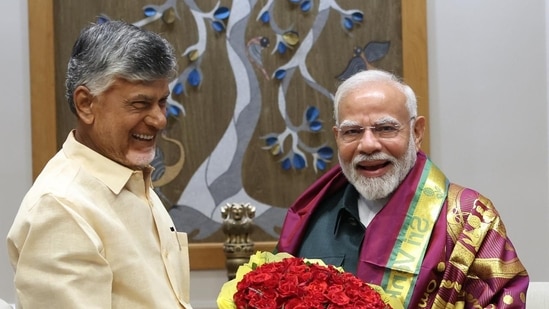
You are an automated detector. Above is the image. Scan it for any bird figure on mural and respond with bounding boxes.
[335,41,391,81]
[246,36,271,80]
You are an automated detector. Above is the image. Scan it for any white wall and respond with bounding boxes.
[1,0,31,303]
[1,0,548,306]
[427,0,549,282]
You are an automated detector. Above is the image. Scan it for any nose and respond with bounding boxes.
[357,128,382,154]
[145,104,167,129]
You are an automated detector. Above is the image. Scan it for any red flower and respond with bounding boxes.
[232,257,391,309]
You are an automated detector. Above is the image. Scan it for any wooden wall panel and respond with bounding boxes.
[29,0,428,269]
[28,0,57,180]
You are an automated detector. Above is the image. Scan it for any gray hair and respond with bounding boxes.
[65,20,177,114]
[333,70,417,125]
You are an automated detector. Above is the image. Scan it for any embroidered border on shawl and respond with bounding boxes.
[382,160,449,306]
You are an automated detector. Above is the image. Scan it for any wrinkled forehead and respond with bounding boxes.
[344,81,405,102]
[338,83,409,119]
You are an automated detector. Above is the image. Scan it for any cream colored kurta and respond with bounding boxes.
[7,131,192,309]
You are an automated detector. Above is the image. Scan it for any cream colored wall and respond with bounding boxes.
[1,0,548,306]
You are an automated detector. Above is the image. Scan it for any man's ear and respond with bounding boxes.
[412,116,426,151]
[73,85,95,124]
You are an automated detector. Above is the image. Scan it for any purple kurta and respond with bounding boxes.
[277,151,529,308]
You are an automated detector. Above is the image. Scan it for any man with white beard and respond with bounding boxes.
[276,70,528,308]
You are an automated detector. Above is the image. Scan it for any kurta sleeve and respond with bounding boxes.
[8,194,113,309]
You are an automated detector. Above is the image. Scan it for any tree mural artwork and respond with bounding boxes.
[92,0,401,243]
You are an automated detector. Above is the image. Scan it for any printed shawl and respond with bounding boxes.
[277,151,529,308]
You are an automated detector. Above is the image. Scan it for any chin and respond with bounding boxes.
[351,172,397,199]
[340,159,399,200]
[127,152,155,169]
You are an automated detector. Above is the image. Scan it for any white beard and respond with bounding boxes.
[340,137,417,200]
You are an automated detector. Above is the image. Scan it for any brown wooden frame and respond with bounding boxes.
[28,0,429,270]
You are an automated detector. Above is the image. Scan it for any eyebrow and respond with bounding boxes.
[339,116,399,127]
[339,120,361,127]
[374,116,399,125]
[126,92,171,102]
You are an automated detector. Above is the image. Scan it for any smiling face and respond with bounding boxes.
[333,81,425,200]
[73,78,170,170]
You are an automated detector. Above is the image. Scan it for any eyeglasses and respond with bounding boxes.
[336,117,415,143]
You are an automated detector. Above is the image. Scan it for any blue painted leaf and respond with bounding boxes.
[167,105,181,117]
[144,7,157,17]
[187,69,201,87]
[274,69,287,80]
[318,146,334,160]
[316,160,327,171]
[97,16,109,24]
[265,137,278,146]
[300,1,312,12]
[277,42,287,54]
[281,158,292,170]
[352,12,364,22]
[214,7,230,20]
[343,17,353,30]
[212,21,225,32]
[260,11,270,23]
[305,106,320,122]
[293,154,306,170]
[288,0,301,3]
[309,120,322,132]
[173,82,184,95]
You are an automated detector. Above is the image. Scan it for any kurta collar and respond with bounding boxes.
[335,184,364,235]
[62,131,152,195]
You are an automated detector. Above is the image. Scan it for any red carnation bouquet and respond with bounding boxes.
[217,251,403,309]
